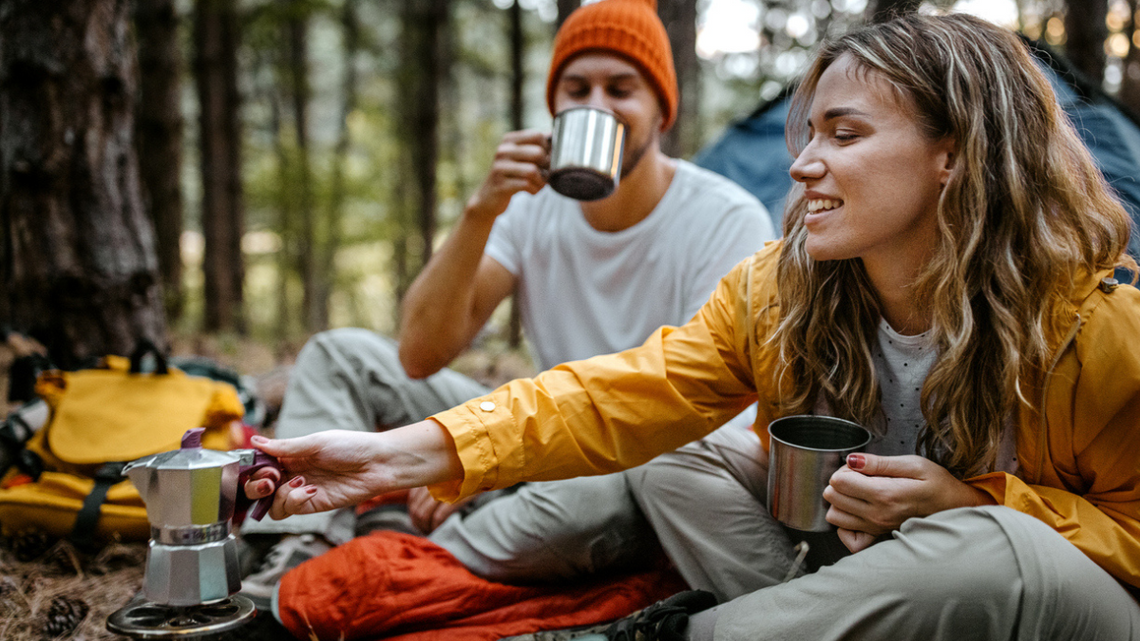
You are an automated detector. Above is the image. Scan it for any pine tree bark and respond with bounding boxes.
[284,5,320,332]
[322,0,360,331]
[556,0,580,32]
[1122,0,1140,115]
[394,0,450,300]
[657,0,699,158]
[0,0,166,369]
[508,0,525,349]
[1064,0,1108,84]
[195,0,245,333]
[134,0,186,323]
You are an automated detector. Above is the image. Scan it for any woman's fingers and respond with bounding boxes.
[265,476,315,520]
[837,527,877,553]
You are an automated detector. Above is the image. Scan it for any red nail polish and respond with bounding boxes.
[305,487,318,496]
[289,476,305,488]
[847,454,865,469]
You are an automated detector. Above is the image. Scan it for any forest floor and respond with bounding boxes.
[0,331,536,641]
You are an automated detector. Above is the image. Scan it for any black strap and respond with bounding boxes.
[128,339,169,375]
[0,414,32,478]
[69,461,125,551]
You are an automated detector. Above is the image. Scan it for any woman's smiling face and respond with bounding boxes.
[789,54,955,271]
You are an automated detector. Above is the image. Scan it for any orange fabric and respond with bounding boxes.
[547,0,678,130]
[355,490,412,514]
[277,531,687,641]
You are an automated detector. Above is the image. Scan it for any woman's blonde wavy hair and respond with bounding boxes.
[773,12,1135,478]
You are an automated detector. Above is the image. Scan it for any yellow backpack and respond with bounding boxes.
[0,344,244,548]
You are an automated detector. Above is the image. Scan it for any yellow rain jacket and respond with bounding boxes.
[431,241,1140,591]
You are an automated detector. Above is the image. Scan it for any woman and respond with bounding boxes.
[249,12,1140,640]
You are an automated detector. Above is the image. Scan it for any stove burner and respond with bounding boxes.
[106,594,256,639]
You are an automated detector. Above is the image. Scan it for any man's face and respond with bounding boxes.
[552,53,664,177]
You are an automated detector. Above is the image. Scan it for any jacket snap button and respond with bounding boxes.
[1099,277,1119,293]
[479,401,496,412]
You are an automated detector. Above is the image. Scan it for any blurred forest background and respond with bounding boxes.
[3,0,1140,375]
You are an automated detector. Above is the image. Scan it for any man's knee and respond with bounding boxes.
[302,328,397,368]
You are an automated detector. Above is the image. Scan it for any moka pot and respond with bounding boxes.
[122,428,277,606]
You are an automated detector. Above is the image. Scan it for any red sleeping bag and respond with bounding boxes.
[276,531,688,641]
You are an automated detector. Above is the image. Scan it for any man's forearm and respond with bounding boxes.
[398,207,497,377]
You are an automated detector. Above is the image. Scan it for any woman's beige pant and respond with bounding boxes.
[628,428,1140,640]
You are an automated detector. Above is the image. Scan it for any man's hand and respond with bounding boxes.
[823,453,992,553]
[407,486,472,534]
[466,130,551,222]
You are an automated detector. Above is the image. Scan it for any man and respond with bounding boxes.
[240,0,773,605]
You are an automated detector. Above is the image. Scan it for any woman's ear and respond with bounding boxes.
[938,139,957,187]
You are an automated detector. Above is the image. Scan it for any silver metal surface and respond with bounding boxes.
[767,416,871,532]
[151,522,231,546]
[124,445,249,608]
[106,594,256,639]
[144,536,242,606]
[125,448,241,528]
[548,106,626,201]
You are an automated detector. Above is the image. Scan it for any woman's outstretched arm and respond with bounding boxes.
[244,420,463,520]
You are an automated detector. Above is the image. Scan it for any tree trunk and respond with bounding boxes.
[868,0,922,22]
[271,90,294,340]
[194,0,245,334]
[1121,0,1140,115]
[394,0,450,300]
[556,0,580,32]
[508,0,525,349]
[284,4,320,332]
[657,0,699,158]
[1064,0,1108,85]
[134,0,185,324]
[323,0,360,330]
[0,0,166,369]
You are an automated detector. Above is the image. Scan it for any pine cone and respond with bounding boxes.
[38,540,83,576]
[41,595,89,639]
[7,529,55,562]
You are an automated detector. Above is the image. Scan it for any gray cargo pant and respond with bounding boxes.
[241,328,661,581]
[241,328,489,542]
[628,427,1140,640]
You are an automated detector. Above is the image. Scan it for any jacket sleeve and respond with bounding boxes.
[969,284,1140,590]
[428,256,762,502]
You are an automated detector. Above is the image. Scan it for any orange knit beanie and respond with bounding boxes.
[546,0,678,131]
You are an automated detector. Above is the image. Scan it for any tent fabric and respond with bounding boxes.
[694,39,1140,259]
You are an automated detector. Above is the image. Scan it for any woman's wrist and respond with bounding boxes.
[382,420,464,490]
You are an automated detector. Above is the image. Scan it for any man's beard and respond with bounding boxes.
[620,134,653,179]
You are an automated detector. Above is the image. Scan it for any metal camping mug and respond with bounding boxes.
[767,415,872,532]
[548,106,626,201]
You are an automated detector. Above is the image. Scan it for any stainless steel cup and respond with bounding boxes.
[767,415,872,532]
[548,106,626,201]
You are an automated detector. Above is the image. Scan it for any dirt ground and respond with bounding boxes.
[0,332,536,640]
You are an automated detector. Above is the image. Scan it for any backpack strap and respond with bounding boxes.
[129,338,169,375]
[0,400,48,481]
[69,461,126,551]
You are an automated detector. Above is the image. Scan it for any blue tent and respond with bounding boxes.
[694,38,1140,261]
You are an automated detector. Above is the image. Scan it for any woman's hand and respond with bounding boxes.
[243,421,464,521]
[823,453,993,553]
[408,486,471,534]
